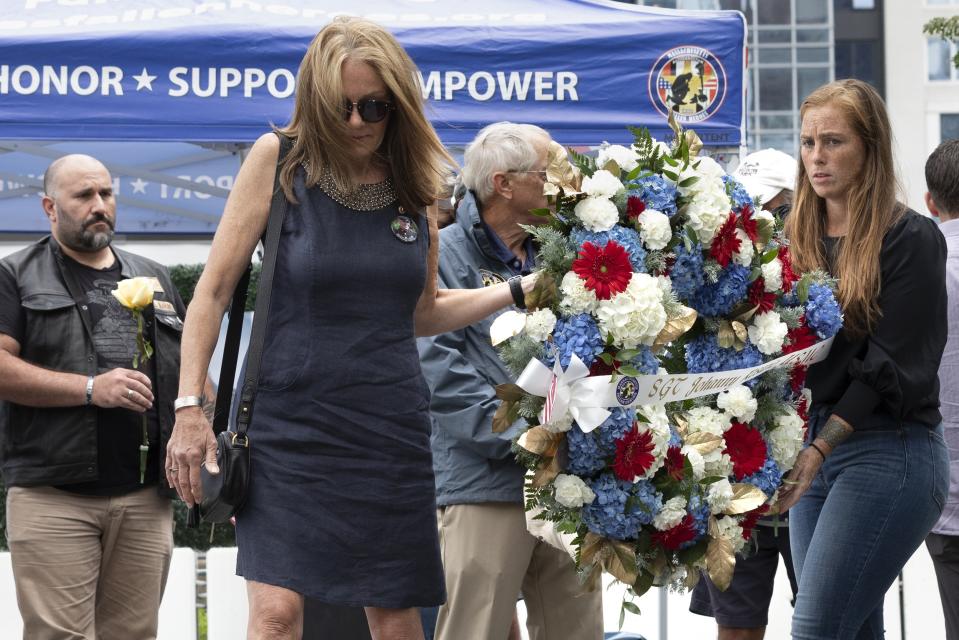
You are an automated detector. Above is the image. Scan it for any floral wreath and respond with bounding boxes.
[489,116,842,616]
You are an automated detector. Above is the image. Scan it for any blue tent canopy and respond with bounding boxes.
[0,0,746,233]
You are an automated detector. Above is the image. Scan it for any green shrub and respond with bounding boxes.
[0,262,259,551]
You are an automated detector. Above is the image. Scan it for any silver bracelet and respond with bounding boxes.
[85,375,95,406]
[174,395,204,411]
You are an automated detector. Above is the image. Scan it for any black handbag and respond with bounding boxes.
[187,133,292,527]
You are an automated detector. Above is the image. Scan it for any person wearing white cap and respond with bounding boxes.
[733,148,798,212]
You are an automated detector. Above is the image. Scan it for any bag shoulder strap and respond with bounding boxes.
[212,132,293,435]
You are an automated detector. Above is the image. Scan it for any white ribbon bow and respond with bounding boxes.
[516,354,612,433]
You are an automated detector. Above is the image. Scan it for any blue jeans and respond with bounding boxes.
[789,408,949,639]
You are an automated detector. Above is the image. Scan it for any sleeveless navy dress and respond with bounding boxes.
[235,167,445,608]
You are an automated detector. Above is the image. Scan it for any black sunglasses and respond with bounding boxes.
[342,98,395,123]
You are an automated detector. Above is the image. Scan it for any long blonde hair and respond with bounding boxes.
[785,79,904,338]
[276,17,453,214]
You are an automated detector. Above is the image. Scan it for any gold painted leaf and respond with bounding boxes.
[717,320,736,349]
[653,306,698,347]
[518,426,563,456]
[684,431,724,456]
[545,141,582,195]
[732,320,748,345]
[684,130,704,157]
[706,531,735,591]
[492,400,519,433]
[495,383,527,402]
[532,454,562,487]
[580,532,604,567]
[723,483,768,515]
[602,159,621,175]
[605,540,639,586]
[672,413,690,438]
[525,272,558,311]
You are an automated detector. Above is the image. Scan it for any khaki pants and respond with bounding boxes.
[6,485,174,640]
[435,503,603,640]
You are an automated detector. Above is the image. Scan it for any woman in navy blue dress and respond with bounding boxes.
[166,17,536,640]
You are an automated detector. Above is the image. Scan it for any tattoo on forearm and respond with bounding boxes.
[202,396,216,423]
[819,416,853,449]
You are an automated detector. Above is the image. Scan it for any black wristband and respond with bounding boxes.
[508,275,526,309]
[809,441,827,462]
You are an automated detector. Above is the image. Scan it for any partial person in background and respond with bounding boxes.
[689,147,799,640]
[0,154,191,640]
[924,138,959,640]
[779,78,948,640]
[418,122,604,640]
[733,148,797,214]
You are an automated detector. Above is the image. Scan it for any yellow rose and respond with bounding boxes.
[112,277,155,310]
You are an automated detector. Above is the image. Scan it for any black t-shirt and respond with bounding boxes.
[0,253,160,495]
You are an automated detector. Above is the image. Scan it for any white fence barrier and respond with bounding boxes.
[0,548,197,640]
[0,544,947,639]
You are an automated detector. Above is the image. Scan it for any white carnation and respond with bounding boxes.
[715,516,747,553]
[553,474,596,508]
[748,310,788,355]
[524,309,557,342]
[638,208,672,250]
[654,495,688,531]
[541,411,574,434]
[732,229,755,267]
[581,169,624,199]
[574,196,619,232]
[559,271,599,315]
[703,450,734,477]
[753,208,775,227]
[691,156,726,181]
[716,385,758,423]
[687,406,730,437]
[706,478,734,512]
[770,406,806,469]
[682,446,706,480]
[761,258,783,292]
[594,274,667,349]
[683,178,730,244]
[597,143,639,173]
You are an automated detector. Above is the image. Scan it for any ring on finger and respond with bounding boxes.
[127,388,134,400]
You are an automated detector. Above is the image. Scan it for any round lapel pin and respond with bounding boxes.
[391,215,418,243]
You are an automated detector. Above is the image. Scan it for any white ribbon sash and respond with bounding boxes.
[516,337,833,433]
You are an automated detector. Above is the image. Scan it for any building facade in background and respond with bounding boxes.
[888,0,959,211]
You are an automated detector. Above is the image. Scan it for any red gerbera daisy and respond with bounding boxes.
[571,241,633,300]
[612,425,656,481]
[723,422,768,480]
[651,514,698,551]
[709,212,742,268]
[739,204,759,242]
[778,247,800,292]
[626,195,646,221]
[789,364,808,396]
[783,319,817,355]
[663,446,686,482]
[740,504,770,541]
[748,278,777,314]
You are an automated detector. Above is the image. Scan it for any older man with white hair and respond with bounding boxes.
[418,122,604,640]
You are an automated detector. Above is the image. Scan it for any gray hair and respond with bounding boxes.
[462,122,549,204]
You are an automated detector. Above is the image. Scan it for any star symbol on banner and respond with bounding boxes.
[130,178,148,194]
[132,68,157,92]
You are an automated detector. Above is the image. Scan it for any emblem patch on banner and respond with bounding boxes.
[649,46,726,125]
[479,269,507,288]
[615,376,639,406]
